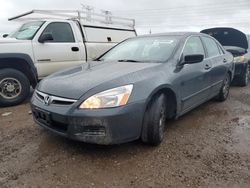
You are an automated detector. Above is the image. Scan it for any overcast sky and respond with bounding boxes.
[1,0,250,35]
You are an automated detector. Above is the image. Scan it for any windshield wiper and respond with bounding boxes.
[117,59,141,62]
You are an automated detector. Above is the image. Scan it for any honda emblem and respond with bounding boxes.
[44,95,51,105]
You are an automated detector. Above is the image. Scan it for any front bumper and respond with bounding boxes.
[31,96,146,145]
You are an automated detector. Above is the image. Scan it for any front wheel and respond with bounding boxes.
[216,73,230,102]
[0,68,30,107]
[238,64,250,87]
[141,94,167,146]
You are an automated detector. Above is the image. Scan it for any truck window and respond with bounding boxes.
[41,22,75,43]
[10,21,44,40]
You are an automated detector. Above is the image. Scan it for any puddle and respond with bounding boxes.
[230,116,250,154]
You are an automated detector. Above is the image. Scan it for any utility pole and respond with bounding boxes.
[101,10,113,24]
[81,4,94,22]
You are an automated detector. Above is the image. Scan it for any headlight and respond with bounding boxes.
[79,85,133,109]
[234,56,246,63]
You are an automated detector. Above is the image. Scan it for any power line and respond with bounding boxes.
[134,15,250,23]
[112,0,250,13]
[115,6,249,18]
[136,21,250,28]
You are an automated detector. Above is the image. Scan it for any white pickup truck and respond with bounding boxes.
[0,10,136,107]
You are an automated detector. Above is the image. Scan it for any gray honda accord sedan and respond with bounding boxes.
[31,32,234,146]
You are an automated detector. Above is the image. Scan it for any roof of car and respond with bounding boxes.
[138,32,209,38]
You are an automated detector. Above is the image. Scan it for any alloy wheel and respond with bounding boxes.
[0,78,22,99]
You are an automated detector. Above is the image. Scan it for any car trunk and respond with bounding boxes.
[201,27,248,56]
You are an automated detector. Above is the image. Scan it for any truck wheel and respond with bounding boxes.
[216,73,230,102]
[238,64,250,87]
[0,69,30,107]
[141,94,167,146]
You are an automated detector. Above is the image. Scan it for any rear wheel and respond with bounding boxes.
[0,69,30,107]
[141,94,167,146]
[238,64,250,87]
[216,73,230,102]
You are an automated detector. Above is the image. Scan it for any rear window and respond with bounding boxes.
[202,37,221,58]
[183,36,205,56]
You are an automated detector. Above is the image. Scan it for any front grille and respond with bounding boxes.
[35,90,77,106]
[36,91,45,101]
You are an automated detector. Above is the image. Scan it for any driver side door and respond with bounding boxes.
[177,36,211,113]
[32,21,84,79]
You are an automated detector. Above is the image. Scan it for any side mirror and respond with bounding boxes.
[2,34,8,38]
[181,54,204,65]
[38,33,54,43]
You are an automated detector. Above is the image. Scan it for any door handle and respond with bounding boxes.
[71,47,79,52]
[223,58,227,63]
[205,64,212,70]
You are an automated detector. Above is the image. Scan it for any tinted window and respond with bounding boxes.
[183,36,205,56]
[99,36,180,62]
[41,22,75,43]
[202,37,221,57]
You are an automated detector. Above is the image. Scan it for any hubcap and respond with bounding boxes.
[0,78,22,99]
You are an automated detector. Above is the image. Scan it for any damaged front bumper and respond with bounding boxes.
[31,95,145,145]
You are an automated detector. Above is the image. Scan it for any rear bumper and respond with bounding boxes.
[31,97,146,145]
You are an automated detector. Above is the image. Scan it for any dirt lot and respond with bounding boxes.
[0,86,250,188]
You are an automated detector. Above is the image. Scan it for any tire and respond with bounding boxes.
[141,94,167,146]
[216,73,230,102]
[238,64,250,87]
[0,68,30,107]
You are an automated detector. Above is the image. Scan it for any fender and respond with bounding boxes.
[0,53,38,87]
[144,84,181,119]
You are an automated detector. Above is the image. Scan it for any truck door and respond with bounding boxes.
[32,21,85,78]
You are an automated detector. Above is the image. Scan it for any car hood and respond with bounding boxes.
[224,46,247,56]
[0,38,27,44]
[201,27,248,50]
[38,61,160,99]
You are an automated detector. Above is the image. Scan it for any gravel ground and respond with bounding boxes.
[0,86,250,188]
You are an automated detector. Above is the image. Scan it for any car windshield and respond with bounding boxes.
[99,36,180,62]
[10,21,44,40]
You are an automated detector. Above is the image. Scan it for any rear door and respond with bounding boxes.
[33,21,85,78]
[179,36,211,112]
[201,36,227,96]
